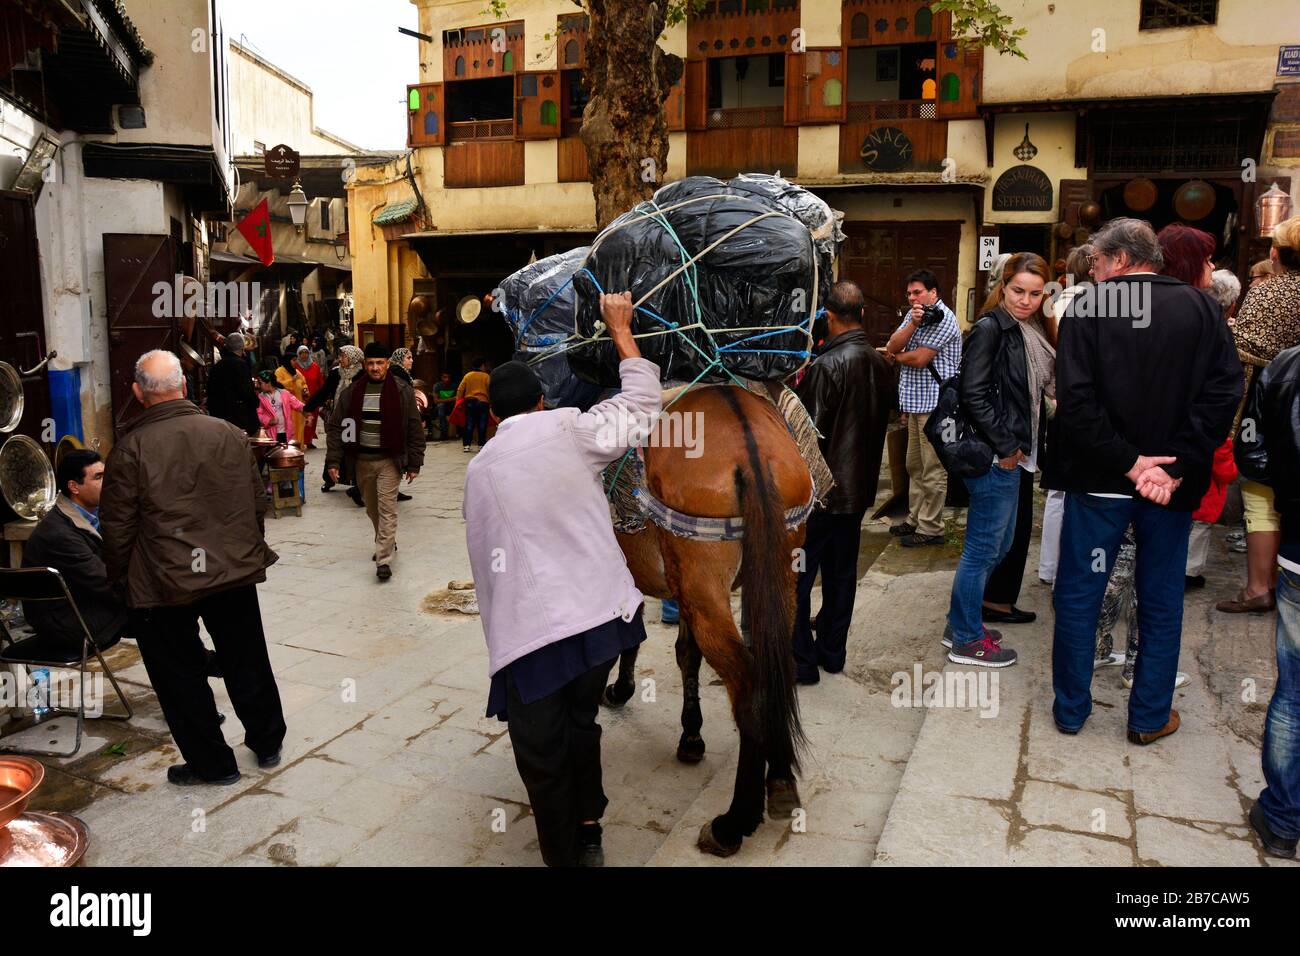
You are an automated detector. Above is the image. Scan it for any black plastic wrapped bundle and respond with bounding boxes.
[566,177,821,386]
[495,175,838,394]
[493,246,589,352]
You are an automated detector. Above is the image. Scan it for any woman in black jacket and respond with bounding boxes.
[945,252,1056,668]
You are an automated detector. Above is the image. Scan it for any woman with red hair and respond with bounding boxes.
[1156,223,1215,288]
[1157,225,1237,591]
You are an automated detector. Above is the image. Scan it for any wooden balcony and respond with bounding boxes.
[443,21,524,80]
[705,105,785,129]
[688,0,800,58]
[840,99,947,174]
[446,119,514,143]
[445,118,523,188]
[679,95,797,178]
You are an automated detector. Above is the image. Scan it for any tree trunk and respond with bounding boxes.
[581,1,684,230]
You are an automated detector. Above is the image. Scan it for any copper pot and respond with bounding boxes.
[268,442,305,469]
[0,756,44,829]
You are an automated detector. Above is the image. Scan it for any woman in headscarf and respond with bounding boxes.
[295,345,325,448]
[305,344,365,499]
[275,354,308,447]
[387,347,422,504]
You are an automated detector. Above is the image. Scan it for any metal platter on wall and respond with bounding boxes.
[1123,177,1158,213]
[1173,179,1216,221]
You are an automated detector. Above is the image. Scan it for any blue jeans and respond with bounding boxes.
[463,398,489,447]
[436,402,452,436]
[1052,494,1191,733]
[947,464,1021,645]
[1260,568,1300,840]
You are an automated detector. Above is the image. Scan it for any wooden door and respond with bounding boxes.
[515,71,562,140]
[786,48,846,125]
[103,233,180,435]
[684,59,707,131]
[407,83,445,147]
[839,221,961,346]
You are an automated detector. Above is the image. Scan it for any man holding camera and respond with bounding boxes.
[883,269,961,547]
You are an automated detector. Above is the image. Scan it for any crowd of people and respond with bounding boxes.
[9,212,1299,869]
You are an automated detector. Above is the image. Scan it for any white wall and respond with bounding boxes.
[29,135,174,446]
[985,112,1088,225]
[227,43,358,156]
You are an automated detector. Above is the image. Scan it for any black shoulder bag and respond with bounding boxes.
[922,364,994,479]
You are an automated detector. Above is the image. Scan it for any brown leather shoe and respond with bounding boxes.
[1128,708,1180,745]
[1216,589,1276,614]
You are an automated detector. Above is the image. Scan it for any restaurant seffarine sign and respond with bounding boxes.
[992,164,1054,212]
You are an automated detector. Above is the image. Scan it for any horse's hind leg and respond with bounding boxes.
[602,646,640,708]
[659,537,765,856]
[675,618,705,763]
[763,526,807,819]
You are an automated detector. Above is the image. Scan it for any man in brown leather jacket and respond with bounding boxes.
[101,349,286,786]
[792,281,892,684]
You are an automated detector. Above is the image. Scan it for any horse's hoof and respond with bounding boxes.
[766,778,801,819]
[601,682,634,708]
[696,820,742,858]
[676,733,706,763]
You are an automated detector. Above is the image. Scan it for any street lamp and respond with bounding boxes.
[286,180,308,232]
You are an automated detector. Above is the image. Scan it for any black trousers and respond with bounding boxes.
[505,655,617,867]
[792,509,866,679]
[983,465,1035,606]
[132,584,286,780]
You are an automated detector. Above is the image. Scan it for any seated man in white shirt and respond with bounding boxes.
[463,291,661,868]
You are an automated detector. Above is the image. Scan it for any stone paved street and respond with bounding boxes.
[11,441,1295,866]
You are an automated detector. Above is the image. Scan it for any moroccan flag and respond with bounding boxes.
[235,198,274,267]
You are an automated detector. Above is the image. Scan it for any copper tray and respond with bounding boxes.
[0,755,44,828]
[0,811,89,867]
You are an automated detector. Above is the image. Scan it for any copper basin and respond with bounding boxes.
[0,756,45,829]
[268,443,305,469]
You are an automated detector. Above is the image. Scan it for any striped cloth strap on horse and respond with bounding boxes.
[601,380,833,540]
[636,483,816,541]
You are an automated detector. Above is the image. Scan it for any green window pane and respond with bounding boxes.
[941,72,960,101]
[503,50,514,72]
[915,7,933,35]
[408,88,421,111]
[822,78,842,108]
[541,100,558,125]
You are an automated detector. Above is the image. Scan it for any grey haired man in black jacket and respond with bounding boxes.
[1051,217,1242,745]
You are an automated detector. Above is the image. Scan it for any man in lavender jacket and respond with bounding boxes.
[464,292,661,867]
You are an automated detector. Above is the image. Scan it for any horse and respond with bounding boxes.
[606,383,813,857]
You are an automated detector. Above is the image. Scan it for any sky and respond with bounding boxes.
[220,0,421,150]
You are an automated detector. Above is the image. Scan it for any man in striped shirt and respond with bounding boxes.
[326,341,426,581]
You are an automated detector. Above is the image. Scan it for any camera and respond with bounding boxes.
[917,303,945,327]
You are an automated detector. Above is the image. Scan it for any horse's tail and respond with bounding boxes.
[735,461,806,776]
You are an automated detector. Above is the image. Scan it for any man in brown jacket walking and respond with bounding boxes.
[326,341,426,581]
[101,349,286,786]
